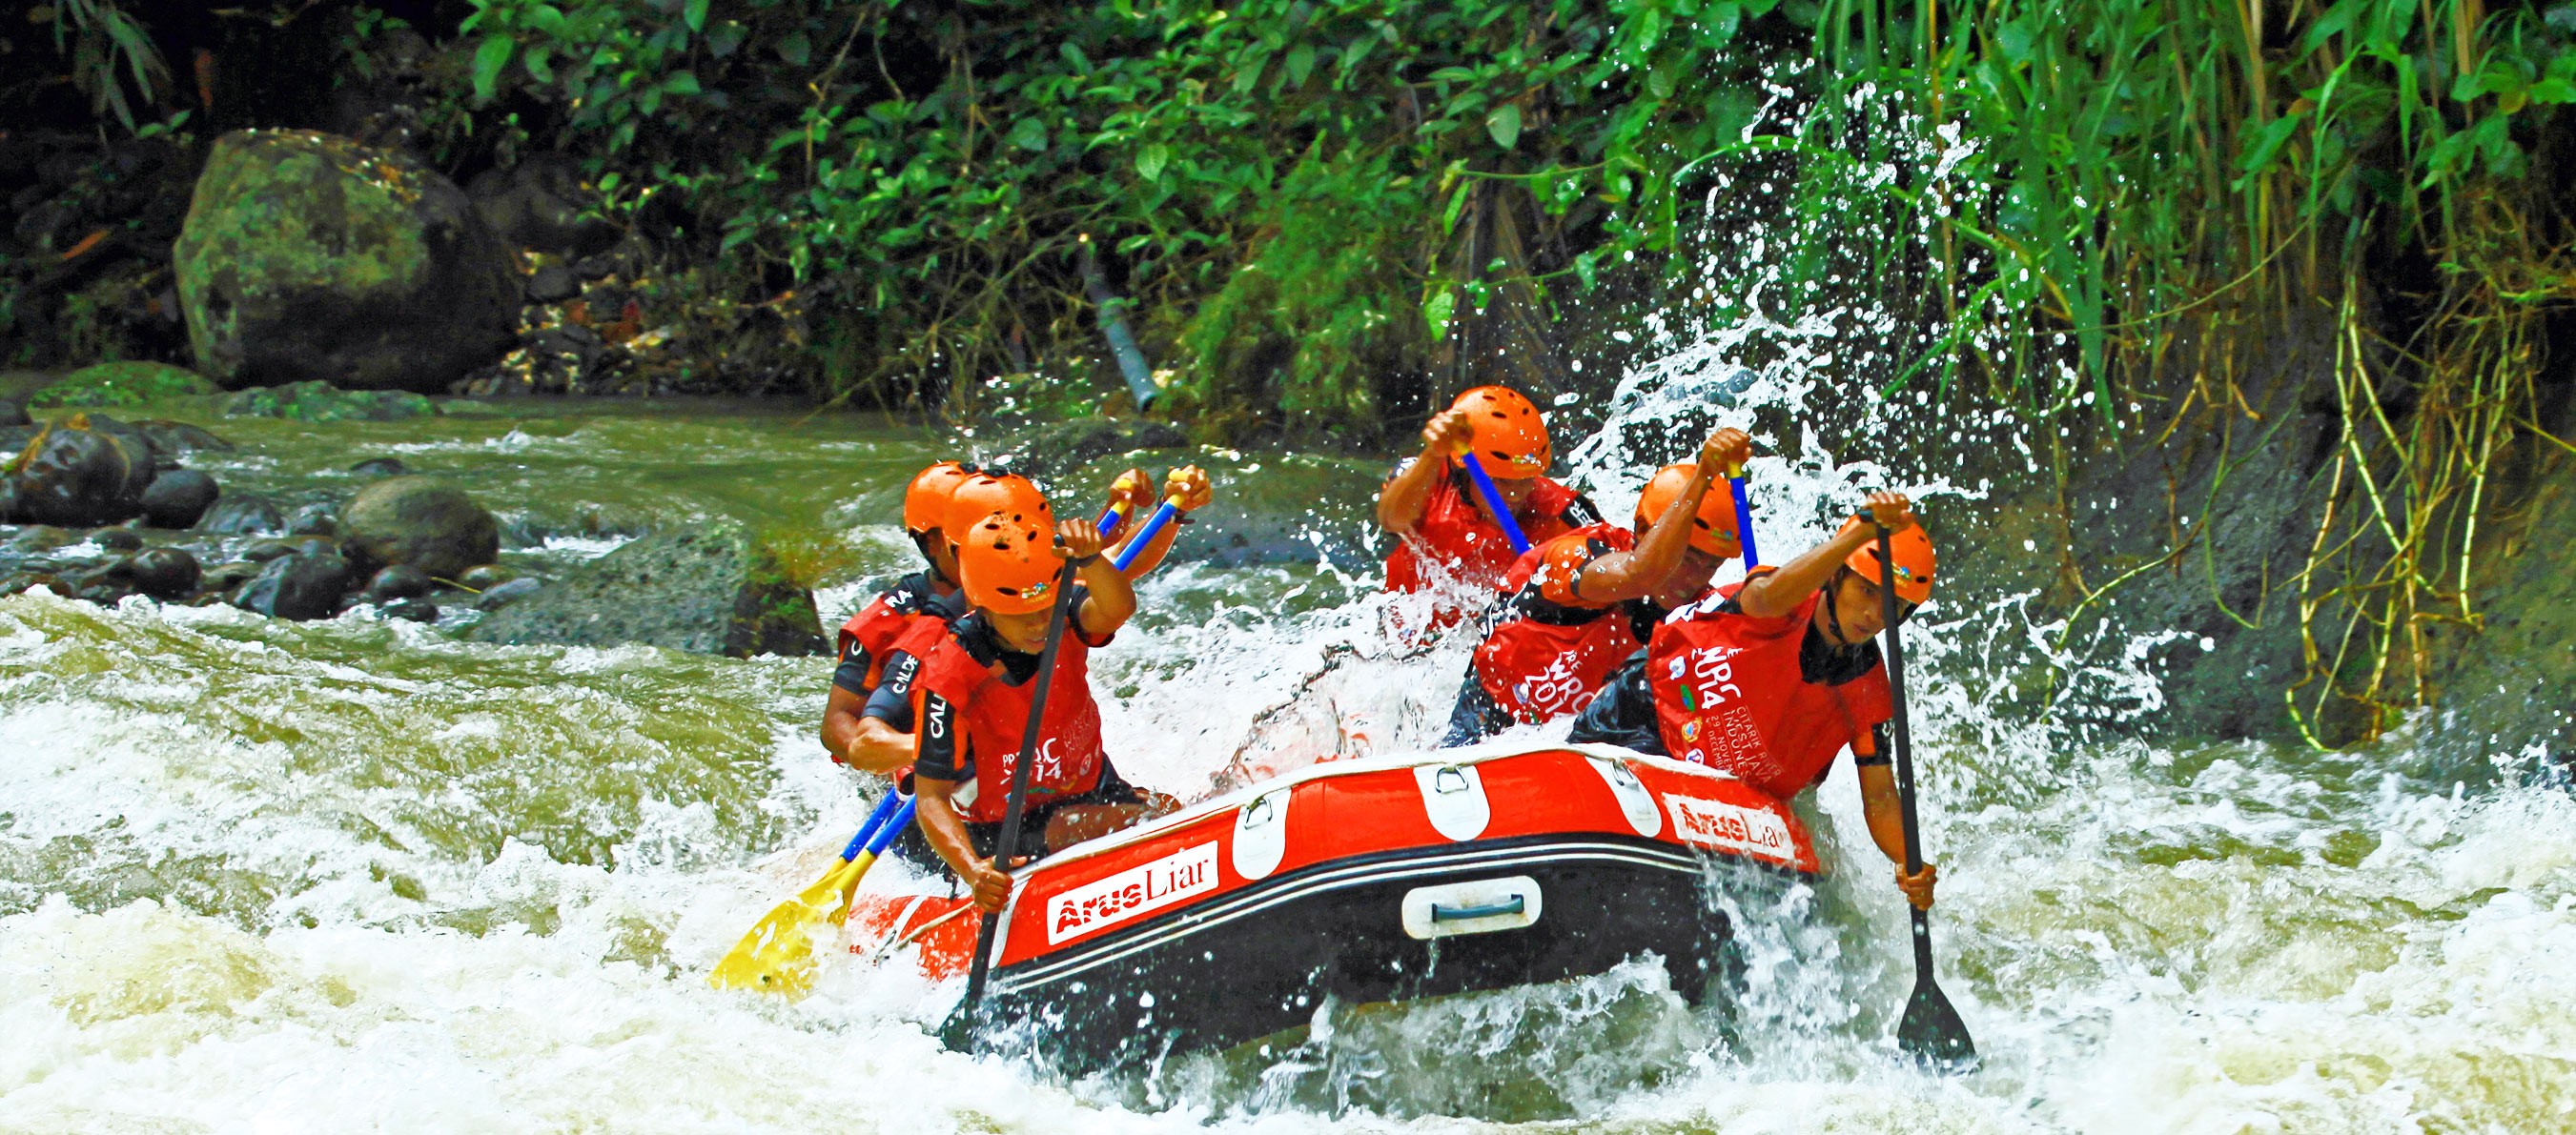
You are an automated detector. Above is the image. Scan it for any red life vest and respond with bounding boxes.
[907,624,1108,825]
[1385,470,1587,609]
[1471,522,1643,723]
[1646,583,1891,800]
[836,573,956,689]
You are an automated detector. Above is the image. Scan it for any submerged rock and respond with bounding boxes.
[0,398,28,427]
[339,476,499,580]
[348,457,407,477]
[140,468,221,528]
[133,419,235,456]
[472,576,542,611]
[121,547,201,600]
[84,527,144,553]
[457,562,514,590]
[174,130,520,394]
[284,502,337,537]
[466,520,826,657]
[235,551,354,620]
[361,563,432,602]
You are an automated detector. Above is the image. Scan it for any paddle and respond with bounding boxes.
[1458,452,1530,555]
[944,548,1086,1050]
[1110,494,1184,573]
[1728,465,1761,567]
[708,788,920,995]
[1874,521,1976,1068]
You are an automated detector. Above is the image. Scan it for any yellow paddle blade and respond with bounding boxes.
[707,852,878,996]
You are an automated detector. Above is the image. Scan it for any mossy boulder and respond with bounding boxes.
[221,380,436,422]
[173,130,519,394]
[465,519,828,658]
[26,362,220,409]
[340,476,500,580]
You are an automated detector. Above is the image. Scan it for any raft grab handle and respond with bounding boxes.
[1431,896,1525,922]
[1401,875,1541,940]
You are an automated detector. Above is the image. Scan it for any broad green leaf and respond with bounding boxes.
[1284,43,1316,90]
[664,71,702,96]
[1423,286,1457,341]
[472,34,514,102]
[523,46,553,84]
[1137,143,1170,182]
[779,30,811,67]
[685,0,709,33]
[1486,104,1522,150]
[1009,117,1050,152]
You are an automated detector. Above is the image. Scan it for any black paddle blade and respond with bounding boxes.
[936,1003,977,1053]
[1897,971,1977,1071]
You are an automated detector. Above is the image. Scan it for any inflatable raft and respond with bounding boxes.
[846,741,1820,1070]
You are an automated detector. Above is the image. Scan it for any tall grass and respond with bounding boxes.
[1791,0,2575,741]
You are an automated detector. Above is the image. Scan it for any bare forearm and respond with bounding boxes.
[1578,471,1711,602]
[1115,517,1182,579]
[1738,527,1872,618]
[1376,453,1445,534]
[914,786,982,878]
[1076,554,1135,635]
[1858,766,1909,865]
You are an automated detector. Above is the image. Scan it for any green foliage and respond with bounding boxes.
[41,0,172,133]
[447,0,1800,433]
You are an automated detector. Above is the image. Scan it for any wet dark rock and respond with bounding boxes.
[0,572,68,598]
[240,539,297,563]
[285,503,338,537]
[362,563,433,602]
[349,457,408,477]
[174,131,520,394]
[85,527,144,553]
[457,562,515,590]
[468,154,619,258]
[0,399,27,427]
[221,381,437,423]
[473,577,542,611]
[466,520,827,657]
[133,420,235,456]
[196,494,285,536]
[381,598,440,623]
[525,263,579,303]
[122,548,201,600]
[340,476,500,579]
[572,255,617,281]
[198,560,262,597]
[235,551,355,621]
[9,415,159,527]
[140,469,221,528]
[0,426,36,459]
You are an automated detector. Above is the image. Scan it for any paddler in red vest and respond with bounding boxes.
[1566,492,1942,910]
[824,465,1173,774]
[862,486,1189,911]
[1378,385,1603,630]
[1442,427,1753,746]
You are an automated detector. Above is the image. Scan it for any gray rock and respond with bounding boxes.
[524,263,579,303]
[140,468,221,528]
[85,527,144,552]
[458,562,515,589]
[465,520,827,657]
[9,415,159,527]
[174,131,520,394]
[235,551,354,620]
[285,502,337,537]
[339,476,499,579]
[121,547,201,599]
[197,560,261,597]
[0,398,28,427]
[472,576,542,611]
[240,540,298,562]
[362,563,432,602]
[196,494,285,536]
[381,598,439,623]
[349,457,407,477]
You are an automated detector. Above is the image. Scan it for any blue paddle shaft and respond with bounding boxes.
[1728,475,1761,567]
[1094,503,1123,530]
[862,796,919,857]
[1459,454,1530,555]
[1110,501,1180,572]
[836,790,905,861]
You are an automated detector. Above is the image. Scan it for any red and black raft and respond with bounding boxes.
[846,741,1820,1070]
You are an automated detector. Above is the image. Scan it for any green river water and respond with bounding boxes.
[2,389,2572,1133]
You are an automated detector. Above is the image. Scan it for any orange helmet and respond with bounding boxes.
[901,461,978,537]
[1633,463,1741,559]
[943,472,1051,543]
[1836,516,1936,606]
[953,508,1066,616]
[1449,386,1551,477]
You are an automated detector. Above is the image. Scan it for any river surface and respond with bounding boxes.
[3,378,2572,1133]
